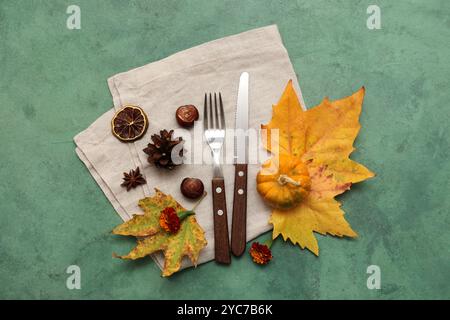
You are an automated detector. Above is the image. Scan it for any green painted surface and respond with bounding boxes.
[1,0,449,300]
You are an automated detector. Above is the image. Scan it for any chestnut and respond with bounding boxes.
[180,177,204,199]
[176,105,199,128]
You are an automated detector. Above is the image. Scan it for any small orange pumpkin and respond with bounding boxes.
[256,154,311,210]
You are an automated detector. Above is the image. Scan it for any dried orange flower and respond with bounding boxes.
[249,242,273,265]
[159,207,181,234]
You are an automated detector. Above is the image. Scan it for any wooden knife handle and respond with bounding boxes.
[231,163,248,256]
[212,178,231,264]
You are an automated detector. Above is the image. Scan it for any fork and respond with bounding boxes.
[204,92,231,264]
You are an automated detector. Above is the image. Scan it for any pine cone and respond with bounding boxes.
[143,130,184,170]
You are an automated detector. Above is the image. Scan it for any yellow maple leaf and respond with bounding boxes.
[262,80,374,255]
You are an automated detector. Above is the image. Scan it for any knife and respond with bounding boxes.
[231,72,249,257]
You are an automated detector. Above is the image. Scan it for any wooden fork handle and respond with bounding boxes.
[212,178,231,264]
[231,163,248,256]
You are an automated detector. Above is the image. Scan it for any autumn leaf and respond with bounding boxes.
[113,189,207,277]
[112,190,181,237]
[262,80,374,255]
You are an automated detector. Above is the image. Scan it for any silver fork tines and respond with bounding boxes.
[204,92,226,178]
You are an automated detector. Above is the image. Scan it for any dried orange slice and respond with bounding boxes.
[111,105,148,142]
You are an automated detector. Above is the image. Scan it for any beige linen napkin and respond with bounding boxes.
[74,25,306,271]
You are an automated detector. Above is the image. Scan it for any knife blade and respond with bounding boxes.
[231,72,249,257]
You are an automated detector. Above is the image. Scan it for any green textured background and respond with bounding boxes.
[1,0,449,300]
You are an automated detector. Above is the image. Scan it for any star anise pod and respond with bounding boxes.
[121,167,146,191]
